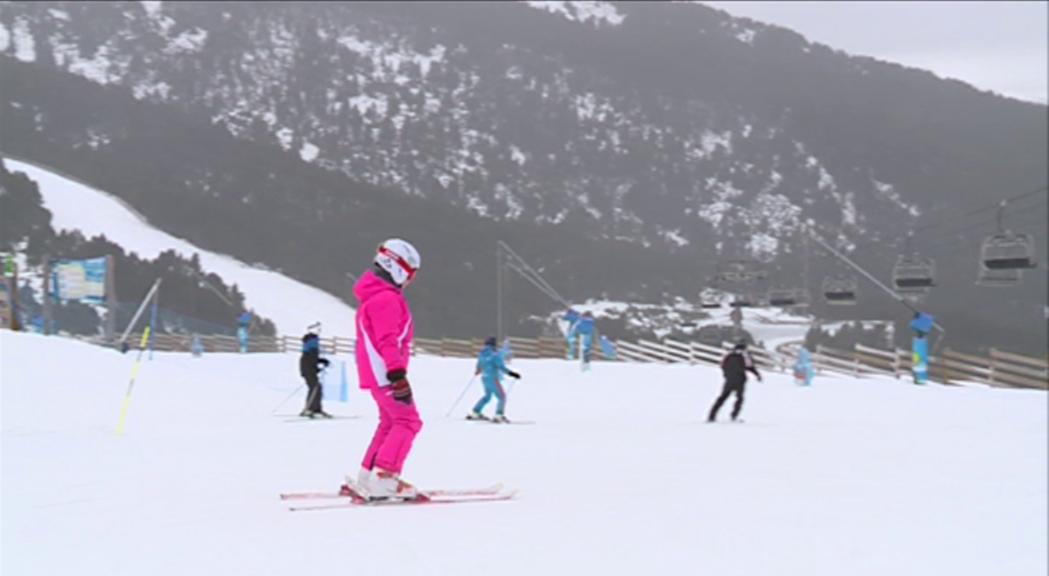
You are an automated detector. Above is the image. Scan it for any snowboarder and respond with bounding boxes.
[349,239,422,500]
[708,341,763,423]
[467,336,521,423]
[299,331,331,418]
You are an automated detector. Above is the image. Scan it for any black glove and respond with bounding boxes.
[387,369,412,404]
[319,358,331,368]
[506,370,521,380]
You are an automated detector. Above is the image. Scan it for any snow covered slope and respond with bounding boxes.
[2,330,1045,575]
[3,158,355,335]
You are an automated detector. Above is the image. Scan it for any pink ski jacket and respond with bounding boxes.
[353,270,414,390]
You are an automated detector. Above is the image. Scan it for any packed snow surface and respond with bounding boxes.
[3,158,355,335]
[2,331,1045,575]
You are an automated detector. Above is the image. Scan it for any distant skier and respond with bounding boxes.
[236,311,252,353]
[793,346,814,386]
[569,311,596,369]
[349,239,422,501]
[708,341,763,423]
[299,331,331,418]
[563,308,581,359]
[467,336,521,423]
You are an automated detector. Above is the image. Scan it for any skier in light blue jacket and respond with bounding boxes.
[467,337,522,423]
[793,346,814,386]
[569,312,596,369]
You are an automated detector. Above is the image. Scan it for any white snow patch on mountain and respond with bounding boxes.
[276,127,294,150]
[47,8,70,21]
[700,129,733,156]
[66,44,118,85]
[132,80,172,101]
[873,178,921,218]
[166,27,208,54]
[12,18,35,62]
[746,232,779,260]
[299,142,320,162]
[414,44,446,78]
[140,1,163,17]
[348,93,389,118]
[525,1,625,26]
[510,145,528,166]
[0,22,10,52]
[662,229,691,247]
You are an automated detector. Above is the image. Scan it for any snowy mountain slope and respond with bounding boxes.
[0,2,1045,352]
[3,0,1039,255]
[3,158,354,335]
[2,331,1045,576]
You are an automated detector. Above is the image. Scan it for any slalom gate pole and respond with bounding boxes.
[444,375,478,418]
[115,327,152,435]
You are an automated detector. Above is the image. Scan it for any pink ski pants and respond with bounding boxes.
[361,385,423,474]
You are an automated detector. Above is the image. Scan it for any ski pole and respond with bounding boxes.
[271,384,305,415]
[303,365,329,412]
[444,375,478,418]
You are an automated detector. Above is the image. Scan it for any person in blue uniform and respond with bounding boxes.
[467,336,521,423]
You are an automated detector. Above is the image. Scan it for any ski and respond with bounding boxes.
[280,482,504,501]
[282,415,360,423]
[287,490,517,512]
[470,419,536,426]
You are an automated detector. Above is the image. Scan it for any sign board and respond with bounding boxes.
[52,257,107,303]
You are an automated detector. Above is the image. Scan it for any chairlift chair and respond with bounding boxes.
[822,276,857,306]
[892,255,935,292]
[976,264,1022,287]
[716,259,764,283]
[700,290,722,309]
[767,288,798,307]
[980,232,1037,270]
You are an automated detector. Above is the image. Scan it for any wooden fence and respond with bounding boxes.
[121,332,1047,390]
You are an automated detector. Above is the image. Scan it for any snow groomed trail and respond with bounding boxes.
[2,331,1045,576]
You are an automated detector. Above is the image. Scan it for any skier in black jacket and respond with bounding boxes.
[300,332,331,418]
[708,341,762,423]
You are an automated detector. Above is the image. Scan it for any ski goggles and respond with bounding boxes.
[378,246,418,284]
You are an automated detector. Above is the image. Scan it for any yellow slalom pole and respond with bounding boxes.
[115,326,152,435]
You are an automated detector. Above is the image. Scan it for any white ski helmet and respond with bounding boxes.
[374,238,421,286]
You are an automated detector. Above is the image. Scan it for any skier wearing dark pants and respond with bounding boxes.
[300,332,331,418]
[708,341,762,422]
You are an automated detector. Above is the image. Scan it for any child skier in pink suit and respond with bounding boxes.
[351,239,422,500]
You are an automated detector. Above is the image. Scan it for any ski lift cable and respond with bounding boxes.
[834,196,1046,257]
[496,241,571,308]
[856,207,1046,256]
[825,186,1047,256]
[502,256,562,304]
[910,184,1047,239]
[807,227,944,334]
[503,260,564,305]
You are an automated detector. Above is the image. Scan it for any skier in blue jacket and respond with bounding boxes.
[569,312,596,368]
[467,337,522,423]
